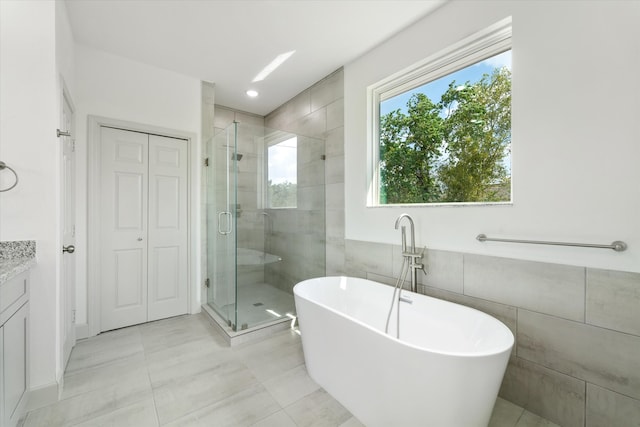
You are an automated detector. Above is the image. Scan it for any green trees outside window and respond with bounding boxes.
[268,180,296,208]
[268,137,297,208]
[379,60,511,204]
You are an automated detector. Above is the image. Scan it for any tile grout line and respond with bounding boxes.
[142,328,162,427]
[513,406,526,427]
[514,307,518,358]
[583,267,587,324]
[583,381,587,427]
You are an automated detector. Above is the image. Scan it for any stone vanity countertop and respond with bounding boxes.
[0,257,36,284]
[0,240,36,284]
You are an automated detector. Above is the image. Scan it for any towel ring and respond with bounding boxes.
[0,161,19,192]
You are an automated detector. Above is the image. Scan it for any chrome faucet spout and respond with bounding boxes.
[394,213,412,230]
[394,213,421,293]
[394,213,416,254]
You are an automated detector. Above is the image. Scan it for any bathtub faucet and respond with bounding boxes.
[394,214,425,293]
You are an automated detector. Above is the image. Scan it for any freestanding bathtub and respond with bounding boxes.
[293,276,514,427]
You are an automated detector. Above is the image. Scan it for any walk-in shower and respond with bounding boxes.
[204,121,325,335]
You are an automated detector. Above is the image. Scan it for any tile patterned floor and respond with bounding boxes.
[24,314,559,426]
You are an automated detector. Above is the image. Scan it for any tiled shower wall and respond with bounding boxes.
[344,239,640,426]
[265,68,346,286]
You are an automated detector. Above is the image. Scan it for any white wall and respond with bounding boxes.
[56,1,76,98]
[74,43,202,329]
[0,0,61,391]
[1,1,203,393]
[345,0,640,273]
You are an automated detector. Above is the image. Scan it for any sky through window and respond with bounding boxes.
[381,50,512,116]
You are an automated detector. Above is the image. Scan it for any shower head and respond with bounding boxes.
[231,153,243,161]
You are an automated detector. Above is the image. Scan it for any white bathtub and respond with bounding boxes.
[293,276,514,427]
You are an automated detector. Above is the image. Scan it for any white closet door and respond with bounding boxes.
[147,134,188,321]
[100,127,149,331]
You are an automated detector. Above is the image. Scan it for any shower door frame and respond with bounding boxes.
[207,122,239,330]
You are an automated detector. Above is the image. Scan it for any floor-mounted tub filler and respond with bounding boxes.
[294,276,514,427]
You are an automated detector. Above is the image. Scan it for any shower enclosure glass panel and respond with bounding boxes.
[207,124,238,329]
[206,121,325,332]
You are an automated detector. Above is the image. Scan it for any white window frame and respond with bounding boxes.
[367,17,513,207]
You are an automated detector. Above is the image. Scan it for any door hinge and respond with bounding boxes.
[205,278,210,288]
[71,139,76,152]
[72,309,76,323]
[204,158,209,167]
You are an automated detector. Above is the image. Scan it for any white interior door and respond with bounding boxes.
[147,134,188,321]
[61,90,76,367]
[100,127,188,332]
[100,127,149,331]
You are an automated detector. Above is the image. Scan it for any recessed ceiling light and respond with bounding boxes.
[252,51,295,82]
[246,90,259,98]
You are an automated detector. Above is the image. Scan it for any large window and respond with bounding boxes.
[370,19,512,205]
[267,137,297,208]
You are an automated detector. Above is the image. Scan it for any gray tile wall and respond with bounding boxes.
[586,269,640,337]
[265,68,345,284]
[344,239,640,426]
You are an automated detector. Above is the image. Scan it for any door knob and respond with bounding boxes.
[137,237,143,241]
[63,245,75,254]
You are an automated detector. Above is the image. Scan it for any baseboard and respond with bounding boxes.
[27,381,59,411]
[75,323,89,340]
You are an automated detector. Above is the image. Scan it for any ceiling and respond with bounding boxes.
[65,0,446,116]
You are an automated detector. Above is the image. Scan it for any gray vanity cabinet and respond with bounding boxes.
[0,270,29,427]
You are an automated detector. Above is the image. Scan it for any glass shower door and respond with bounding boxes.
[205,120,326,333]
[207,123,238,329]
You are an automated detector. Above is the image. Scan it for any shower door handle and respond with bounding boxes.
[218,211,233,235]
